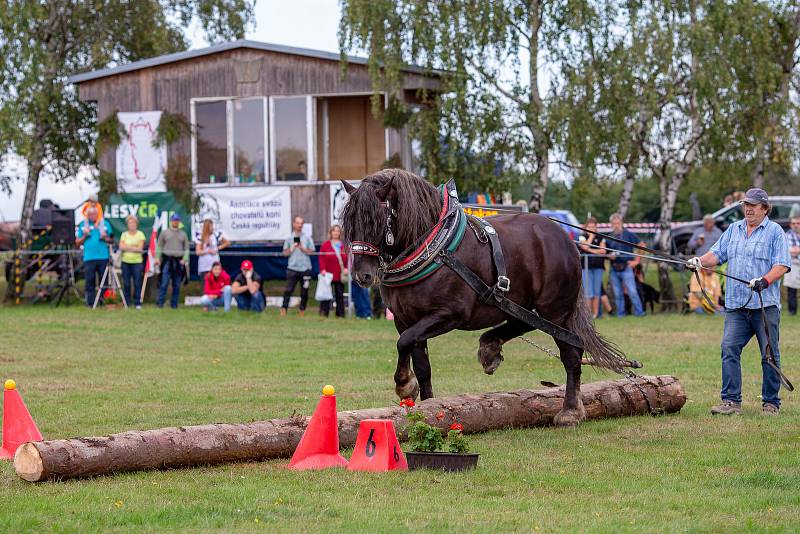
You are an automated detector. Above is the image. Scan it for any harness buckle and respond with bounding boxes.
[496,276,511,292]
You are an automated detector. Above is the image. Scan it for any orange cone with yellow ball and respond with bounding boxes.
[1,379,43,460]
[287,385,348,470]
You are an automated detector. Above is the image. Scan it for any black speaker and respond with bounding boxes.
[51,209,75,246]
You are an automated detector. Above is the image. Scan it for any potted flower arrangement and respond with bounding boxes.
[400,398,479,471]
[103,288,120,308]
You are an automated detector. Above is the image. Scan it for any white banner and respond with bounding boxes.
[193,186,292,242]
[116,111,167,192]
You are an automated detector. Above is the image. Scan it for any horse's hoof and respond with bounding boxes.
[478,341,503,375]
[630,359,643,369]
[396,376,420,401]
[553,410,582,428]
[553,402,586,428]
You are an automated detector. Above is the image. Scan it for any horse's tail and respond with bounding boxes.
[566,298,630,373]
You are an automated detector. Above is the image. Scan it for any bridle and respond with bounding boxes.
[350,201,397,270]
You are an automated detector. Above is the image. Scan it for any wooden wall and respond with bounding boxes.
[76,46,436,242]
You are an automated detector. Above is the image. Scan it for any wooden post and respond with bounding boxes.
[15,375,685,482]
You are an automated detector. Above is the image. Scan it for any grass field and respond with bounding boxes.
[1,305,798,532]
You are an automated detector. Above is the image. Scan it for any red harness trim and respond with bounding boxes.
[351,241,381,257]
[390,191,450,269]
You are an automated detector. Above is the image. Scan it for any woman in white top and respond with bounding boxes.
[195,219,230,279]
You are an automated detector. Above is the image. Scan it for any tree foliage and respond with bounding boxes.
[0,0,255,246]
[340,0,599,211]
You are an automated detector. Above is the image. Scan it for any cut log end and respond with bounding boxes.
[14,442,44,482]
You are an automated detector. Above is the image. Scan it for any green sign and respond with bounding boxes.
[102,192,190,239]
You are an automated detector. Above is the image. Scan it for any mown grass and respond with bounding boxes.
[0,305,798,533]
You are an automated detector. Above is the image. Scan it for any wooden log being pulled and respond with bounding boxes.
[15,375,685,482]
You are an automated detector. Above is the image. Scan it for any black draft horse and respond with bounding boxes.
[340,169,629,427]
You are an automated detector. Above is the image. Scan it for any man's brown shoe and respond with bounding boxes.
[762,403,779,416]
[280,308,287,317]
[710,401,742,415]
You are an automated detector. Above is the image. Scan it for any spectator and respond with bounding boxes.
[119,215,145,309]
[200,261,232,312]
[195,219,229,280]
[352,284,372,319]
[156,213,189,309]
[607,213,646,317]
[318,224,348,317]
[687,269,723,314]
[232,260,264,312]
[577,217,606,318]
[785,216,800,315]
[688,214,723,255]
[75,204,113,306]
[281,216,315,317]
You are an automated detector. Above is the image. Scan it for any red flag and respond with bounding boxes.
[144,228,158,276]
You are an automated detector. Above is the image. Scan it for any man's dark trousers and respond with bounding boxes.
[282,269,311,310]
[157,258,183,309]
[84,259,107,306]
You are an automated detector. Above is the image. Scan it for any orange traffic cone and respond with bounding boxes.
[1,379,43,460]
[347,419,407,472]
[288,385,348,470]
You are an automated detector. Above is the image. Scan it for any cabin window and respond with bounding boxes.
[194,100,229,184]
[193,97,268,185]
[270,96,313,182]
[233,98,266,184]
[314,95,386,180]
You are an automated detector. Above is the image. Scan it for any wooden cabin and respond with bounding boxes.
[69,40,439,243]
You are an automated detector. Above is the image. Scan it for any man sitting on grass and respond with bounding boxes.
[200,261,231,312]
[232,260,264,312]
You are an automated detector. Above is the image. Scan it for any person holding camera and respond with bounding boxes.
[231,259,264,312]
[75,204,114,307]
[607,213,646,317]
[281,216,315,317]
[155,213,189,309]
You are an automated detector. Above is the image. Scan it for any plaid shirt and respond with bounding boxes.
[710,217,791,309]
[787,229,800,259]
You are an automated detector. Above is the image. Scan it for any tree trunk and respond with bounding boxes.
[617,164,636,219]
[527,0,548,214]
[15,375,685,482]
[6,156,43,302]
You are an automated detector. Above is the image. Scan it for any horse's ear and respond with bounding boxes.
[375,176,396,202]
[340,179,356,194]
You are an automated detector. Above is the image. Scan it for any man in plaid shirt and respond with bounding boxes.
[688,188,791,416]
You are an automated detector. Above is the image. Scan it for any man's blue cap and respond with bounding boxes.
[741,188,769,205]
[170,213,181,221]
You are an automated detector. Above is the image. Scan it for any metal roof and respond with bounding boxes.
[68,39,434,84]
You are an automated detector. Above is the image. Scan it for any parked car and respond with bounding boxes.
[672,196,800,254]
[539,209,581,241]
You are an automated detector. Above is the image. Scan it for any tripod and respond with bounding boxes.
[52,249,81,307]
[92,244,128,309]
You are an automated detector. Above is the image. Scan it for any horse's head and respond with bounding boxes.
[340,169,441,288]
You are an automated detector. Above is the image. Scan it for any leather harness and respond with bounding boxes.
[351,180,586,350]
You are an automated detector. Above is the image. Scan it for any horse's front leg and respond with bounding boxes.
[394,313,450,401]
[411,340,433,400]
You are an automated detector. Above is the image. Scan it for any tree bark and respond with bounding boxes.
[527,0,548,213]
[617,163,636,219]
[15,375,685,482]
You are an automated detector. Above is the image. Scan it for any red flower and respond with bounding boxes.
[103,289,114,299]
[450,423,463,431]
[435,411,445,421]
[399,398,415,407]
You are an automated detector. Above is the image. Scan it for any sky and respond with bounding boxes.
[0,0,343,223]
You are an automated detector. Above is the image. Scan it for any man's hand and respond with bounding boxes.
[749,277,769,292]
[687,257,703,271]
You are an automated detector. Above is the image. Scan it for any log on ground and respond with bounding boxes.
[15,375,685,482]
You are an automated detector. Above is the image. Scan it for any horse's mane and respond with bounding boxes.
[341,169,441,249]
